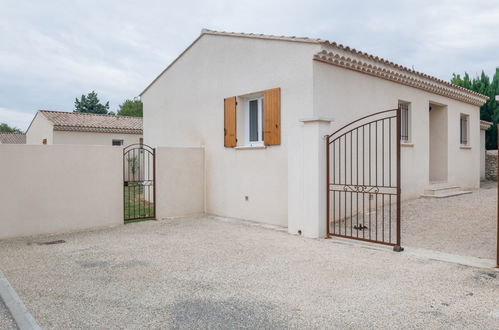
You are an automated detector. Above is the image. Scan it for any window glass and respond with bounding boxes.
[398,102,409,142]
[112,139,124,146]
[460,115,469,145]
[249,100,259,142]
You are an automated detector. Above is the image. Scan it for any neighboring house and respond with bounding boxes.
[26,110,143,146]
[0,132,26,144]
[140,29,488,237]
[480,120,492,180]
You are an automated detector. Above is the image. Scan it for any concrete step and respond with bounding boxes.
[421,190,472,199]
[423,185,460,196]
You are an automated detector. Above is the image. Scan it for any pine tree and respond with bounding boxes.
[74,91,110,114]
[117,99,143,117]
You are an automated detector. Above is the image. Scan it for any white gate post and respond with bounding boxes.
[298,117,333,238]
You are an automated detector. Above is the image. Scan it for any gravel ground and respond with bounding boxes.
[0,216,498,329]
[402,182,497,259]
[0,298,17,330]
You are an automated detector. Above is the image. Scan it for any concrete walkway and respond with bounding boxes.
[0,217,498,329]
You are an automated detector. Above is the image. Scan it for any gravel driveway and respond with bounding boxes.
[402,182,497,259]
[0,299,16,330]
[0,216,498,329]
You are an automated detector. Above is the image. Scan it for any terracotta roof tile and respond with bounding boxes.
[0,132,26,144]
[201,29,488,106]
[39,110,143,134]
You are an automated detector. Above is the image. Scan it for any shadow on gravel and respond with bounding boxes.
[170,298,289,329]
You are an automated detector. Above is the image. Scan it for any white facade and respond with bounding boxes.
[141,30,488,237]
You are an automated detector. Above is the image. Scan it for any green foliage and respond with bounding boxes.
[127,155,139,176]
[117,99,143,117]
[74,91,110,114]
[0,122,22,133]
[451,68,499,149]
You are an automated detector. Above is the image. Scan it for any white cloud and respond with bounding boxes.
[0,0,497,122]
[0,108,34,131]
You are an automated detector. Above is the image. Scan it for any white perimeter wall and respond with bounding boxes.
[313,61,481,199]
[54,131,142,146]
[0,145,123,239]
[143,34,321,227]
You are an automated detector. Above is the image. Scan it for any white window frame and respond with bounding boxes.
[245,96,264,146]
[112,139,124,146]
[460,114,469,146]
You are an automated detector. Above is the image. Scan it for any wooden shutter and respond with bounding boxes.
[263,88,281,145]
[224,96,237,147]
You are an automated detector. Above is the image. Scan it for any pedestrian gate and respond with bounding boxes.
[123,144,155,221]
[326,109,402,251]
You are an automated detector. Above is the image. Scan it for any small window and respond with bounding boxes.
[246,97,264,146]
[112,139,124,146]
[460,114,469,146]
[398,101,410,143]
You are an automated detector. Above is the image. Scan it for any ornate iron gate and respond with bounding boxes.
[123,144,155,221]
[326,109,402,251]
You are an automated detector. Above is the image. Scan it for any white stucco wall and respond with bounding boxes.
[142,34,321,227]
[0,145,123,239]
[53,131,142,146]
[155,147,205,218]
[312,61,481,199]
[26,112,54,144]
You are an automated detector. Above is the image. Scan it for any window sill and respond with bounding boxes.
[460,145,472,150]
[235,145,267,150]
[401,142,414,147]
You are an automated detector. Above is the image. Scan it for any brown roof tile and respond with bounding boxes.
[39,110,143,134]
[0,132,26,144]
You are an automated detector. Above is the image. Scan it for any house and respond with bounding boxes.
[0,132,26,144]
[140,29,488,238]
[26,110,143,146]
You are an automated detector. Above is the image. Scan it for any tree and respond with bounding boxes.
[74,91,110,114]
[451,68,499,149]
[117,99,143,117]
[0,122,22,133]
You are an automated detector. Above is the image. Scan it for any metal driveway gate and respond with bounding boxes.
[123,144,156,221]
[326,109,403,251]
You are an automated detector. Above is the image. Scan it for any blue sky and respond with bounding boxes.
[1,0,498,130]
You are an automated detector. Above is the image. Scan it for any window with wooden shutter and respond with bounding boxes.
[263,88,280,145]
[224,96,237,147]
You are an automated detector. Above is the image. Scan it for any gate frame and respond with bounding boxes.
[326,108,403,251]
[123,143,156,222]
[496,132,499,268]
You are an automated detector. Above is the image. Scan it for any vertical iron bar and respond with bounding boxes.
[362,126,365,239]
[394,108,403,251]
[350,132,353,235]
[326,136,330,236]
[389,117,392,243]
[497,130,499,267]
[153,147,156,219]
[375,121,378,241]
[356,128,359,237]
[123,149,126,221]
[339,136,341,235]
[345,135,347,236]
